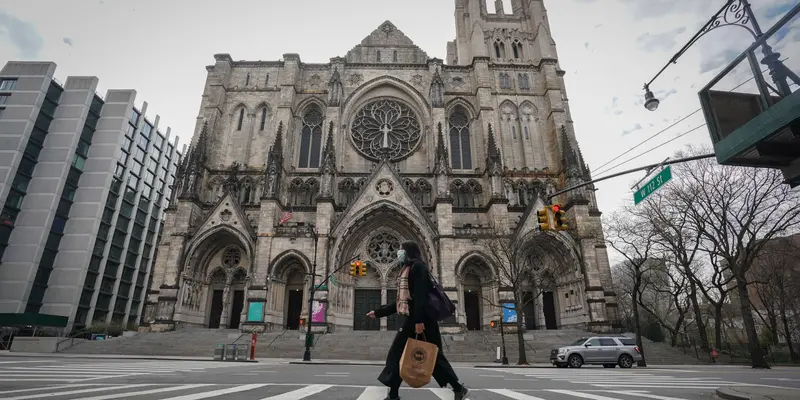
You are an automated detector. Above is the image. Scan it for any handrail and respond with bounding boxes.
[267,330,288,350]
[55,329,93,352]
[314,329,327,347]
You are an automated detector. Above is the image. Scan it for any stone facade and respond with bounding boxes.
[142,0,619,334]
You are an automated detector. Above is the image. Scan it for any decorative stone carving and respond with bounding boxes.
[220,209,232,222]
[308,74,322,88]
[351,99,421,162]
[411,75,424,87]
[429,68,445,108]
[368,231,401,265]
[451,76,466,89]
[376,179,394,196]
[328,68,343,106]
[347,73,363,86]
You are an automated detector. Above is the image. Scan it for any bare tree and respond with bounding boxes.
[639,186,712,351]
[605,208,659,367]
[478,222,573,365]
[750,235,800,361]
[611,263,635,332]
[638,258,691,347]
[670,145,800,368]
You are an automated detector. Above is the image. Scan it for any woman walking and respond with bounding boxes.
[367,241,469,400]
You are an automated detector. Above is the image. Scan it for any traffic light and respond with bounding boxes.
[537,207,551,231]
[350,262,357,276]
[490,320,496,328]
[359,261,367,277]
[553,204,567,230]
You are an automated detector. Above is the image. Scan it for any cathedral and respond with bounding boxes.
[142,0,619,334]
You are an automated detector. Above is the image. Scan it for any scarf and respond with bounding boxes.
[396,265,411,316]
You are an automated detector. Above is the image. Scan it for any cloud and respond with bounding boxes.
[0,11,44,58]
[699,48,740,74]
[619,0,713,19]
[622,123,644,136]
[63,37,73,47]
[636,27,687,52]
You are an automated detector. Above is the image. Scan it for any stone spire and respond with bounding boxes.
[319,122,337,198]
[263,121,284,199]
[433,122,450,175]
[434,122,451,198]
[429,68,445,108]
[485,123,504,198]
[560,124,589,203]
[178,121,209,200]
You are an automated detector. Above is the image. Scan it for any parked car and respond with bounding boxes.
[550,336,642,368]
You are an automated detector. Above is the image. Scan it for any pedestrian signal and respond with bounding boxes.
[537,208,550,231]
[553,204,567,230]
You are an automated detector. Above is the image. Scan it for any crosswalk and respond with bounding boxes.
[0,383,713,399]
[0,360,247,383]
[478,367,747,390]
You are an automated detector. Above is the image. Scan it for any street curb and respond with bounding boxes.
[0,352,259,363]
[473,365,553,368]
[288,361,383,366]
[715,387,770,400]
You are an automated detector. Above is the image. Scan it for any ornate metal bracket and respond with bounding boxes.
[697,0,758,41]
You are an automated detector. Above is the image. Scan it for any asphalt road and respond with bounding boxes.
[0,356,798,399]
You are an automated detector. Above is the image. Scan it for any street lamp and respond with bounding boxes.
[302,225,319,362]
[642,0,792,110]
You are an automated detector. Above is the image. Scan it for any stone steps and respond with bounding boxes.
[59,328,707,364]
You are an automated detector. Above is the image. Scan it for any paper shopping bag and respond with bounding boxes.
[399,335,438,388]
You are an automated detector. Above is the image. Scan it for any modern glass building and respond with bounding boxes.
[0,61,182,331]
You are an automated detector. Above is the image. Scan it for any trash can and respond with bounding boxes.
[225,344,238,361]
[236,344,249,361]
[213,344,225,361]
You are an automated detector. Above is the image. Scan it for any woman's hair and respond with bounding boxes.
[401,241,422,262]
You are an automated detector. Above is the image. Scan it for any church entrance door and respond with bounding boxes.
[523,291,537,330]
[285,289,303,330]
[229,290,244,329]
[208,290,224,329]
[386,290,402,331]
[543,291,558,330]
[354,289,381,331]
[464,291,481,330]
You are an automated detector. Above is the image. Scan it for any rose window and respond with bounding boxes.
[367,232,402,265]
[351,99,422,161]
[222,247,242,268]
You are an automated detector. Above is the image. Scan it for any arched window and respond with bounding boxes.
[448,106,472,170]
[338,179,356,207]
[245,73,250,86]
[512,126,517,139]
[377,51,382,62]
[239,182,252,204]
[237,108,244,131]
[494,40,506,59]
[298,105,324,168]
[265,73,270,86]
[450,179,482,207]
[416,179,432,206]
[393,50,398,62]
[303,179,320,206]
[512,41,523,59]
[259,108,267,131]
[288,179,304,206]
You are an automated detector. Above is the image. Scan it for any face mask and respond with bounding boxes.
[396,249,406,264]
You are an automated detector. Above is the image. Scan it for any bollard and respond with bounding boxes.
[250,332,257,361]
[496,346,501,362]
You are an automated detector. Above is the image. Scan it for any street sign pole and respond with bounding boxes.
[634,165,673,205]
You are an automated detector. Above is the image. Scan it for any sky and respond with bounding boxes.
[1,0,798,265]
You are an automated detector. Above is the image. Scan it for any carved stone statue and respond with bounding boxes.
[429,68,445,108]
[328,68,343,107]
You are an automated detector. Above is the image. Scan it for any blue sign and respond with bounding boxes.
[247,302,265,322]
[502,303,517,323]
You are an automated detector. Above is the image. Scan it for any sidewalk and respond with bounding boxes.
[0,351,264,363]
[715,386,799,400]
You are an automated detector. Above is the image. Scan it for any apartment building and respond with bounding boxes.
[0,61,182,330]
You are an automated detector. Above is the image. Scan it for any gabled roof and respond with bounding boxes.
[345,21,429,63]
[331,158,437,237]
[193,191,255,240]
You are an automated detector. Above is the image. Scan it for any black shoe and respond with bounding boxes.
[383,396,400,400]
[454,385,469,400]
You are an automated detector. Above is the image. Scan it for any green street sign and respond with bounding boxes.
[634,166,673,205]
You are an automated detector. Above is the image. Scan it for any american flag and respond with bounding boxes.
[279,210,293,225]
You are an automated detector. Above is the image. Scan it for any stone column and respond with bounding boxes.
[219,285,231,329]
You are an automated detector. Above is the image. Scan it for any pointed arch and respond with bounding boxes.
[448,104,472,170]
[330,201,438,278]
[255,102,272,131]
[445,97,477,120]
[338,178,357,207]
[183,224,255,278]
[297,102,325,169]
[295,96,326,116]
[269,249,312,278]
[455,251,498,283]
[341,75,432,125]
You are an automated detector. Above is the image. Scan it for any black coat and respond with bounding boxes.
[374,261,459,388]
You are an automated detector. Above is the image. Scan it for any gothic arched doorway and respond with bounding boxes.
[269,256,307,331]
[463,272,482,331]
[207,269,226,329]
[353,262,382,331]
